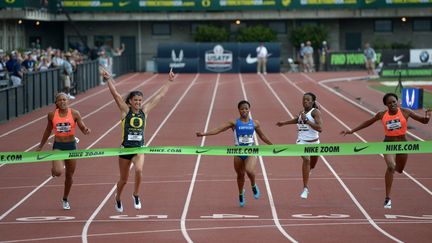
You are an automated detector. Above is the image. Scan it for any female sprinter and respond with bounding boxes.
[276,92,323,199]
[102,68,175,212]
[341,93,431,209]
[196,100,273,207]
[37,92,91,210]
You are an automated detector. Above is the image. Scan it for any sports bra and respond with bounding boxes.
[381,108,407,137]
[52,108,75,137]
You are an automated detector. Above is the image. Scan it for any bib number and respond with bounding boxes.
[128,134,142,141]
[386,119,402,131]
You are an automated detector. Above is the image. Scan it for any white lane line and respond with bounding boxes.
[279,73,403,243]
[0,73,142,139]
[309,74,431,195]
[240,73,298,243]
[0,74,160,221]
[82,74,200,243]
[181,73,220,243]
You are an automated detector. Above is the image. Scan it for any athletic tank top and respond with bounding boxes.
[234,118,255,146]
[121,109,146,147]
[52,108,75,137]
[297,108,319,141]
[381,108,407,136]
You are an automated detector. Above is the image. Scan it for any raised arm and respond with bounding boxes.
[102,69,129,114]
[254,120,272,145]
[143,69,175,114]
[196,120,235,137]
[72,109,91,135]
[37,113,54,151]
[340,112,382,135]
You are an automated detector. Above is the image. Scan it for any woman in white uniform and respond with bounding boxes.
[276,92,323,199]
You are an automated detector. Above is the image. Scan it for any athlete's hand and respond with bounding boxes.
[196,131,204,137]
[276,121,284,127]
[340,130,352,136]
[83,127,91,135]
[168,68,175,82]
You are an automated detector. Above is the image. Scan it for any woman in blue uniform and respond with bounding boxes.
[196,100,273,207]
[103,68,175,212]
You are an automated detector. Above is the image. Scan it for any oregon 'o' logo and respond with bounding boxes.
[202,0,210,7]
[282,0,291,6]
[130,117,143,128]
[6,0,16,4]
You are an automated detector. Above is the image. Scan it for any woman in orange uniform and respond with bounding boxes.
[37,92,91,210]
[341,93,431,209]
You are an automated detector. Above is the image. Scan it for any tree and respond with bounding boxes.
[236,25,277,42]
[194,25,230,42]
[290,25,329,50]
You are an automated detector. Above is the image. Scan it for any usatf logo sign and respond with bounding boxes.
[205,45,233,72]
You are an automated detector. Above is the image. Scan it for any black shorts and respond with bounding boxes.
[53,141,76,150]
[119,153,137,161]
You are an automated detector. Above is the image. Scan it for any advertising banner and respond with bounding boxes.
[198,43,239,73]
[410,49,432,64]
[238,43,280,73]
[157,43,199,73]
[328,51,382,71]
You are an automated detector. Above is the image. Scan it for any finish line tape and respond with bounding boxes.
[0,141,431,164]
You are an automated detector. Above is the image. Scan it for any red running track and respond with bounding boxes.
[0,72,431,243]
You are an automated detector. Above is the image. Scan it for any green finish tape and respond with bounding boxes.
[0,141,431,164]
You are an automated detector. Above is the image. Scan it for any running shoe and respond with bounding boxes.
[62,199,70,210]
[384,197,392,209]
[132,194,141,210]
[300,187,309,199]
[115,199,123,213]
[239,189,245,207]
[252,184,260,199]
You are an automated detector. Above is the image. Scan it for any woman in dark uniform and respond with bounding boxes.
[103,69,175,212]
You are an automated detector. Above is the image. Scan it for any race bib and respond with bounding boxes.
[127,134,143,141]
[297,123,309,131]
[239,135,253,144]
[56,123,71,133]
[386,119,402,131]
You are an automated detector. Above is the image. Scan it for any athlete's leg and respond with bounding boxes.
[234,156,246,194]
[132,154,145,196]
[51,159,65,177]
[244,156,257,187]
[395,154,408,174]
[384,154,396,198]
[301,156,311,188]
[63,159,76,200]
[116,157,132,200]
[310,155,319,170]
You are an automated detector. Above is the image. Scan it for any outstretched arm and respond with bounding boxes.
[143,69,175,114]
[196,121,235,137]
[254,120,272,145]
[102,68,129,115]
[340,112,382,135]
[37,113,54,151]
[73,109,91,135]
[404,108,431,124]
[276,116,299,127]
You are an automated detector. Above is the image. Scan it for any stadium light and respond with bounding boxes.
[401,17,407,22]
[18,20,22,24]
[36,21,40,26]
[235,19,241,25]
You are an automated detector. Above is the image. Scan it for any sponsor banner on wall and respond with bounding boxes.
[199,43,238,73]
[157,43,280,73]
[328,51,382,70]
[410,49,432,64]
[156,58,199,73]
[380,49,410,65]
